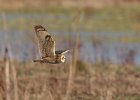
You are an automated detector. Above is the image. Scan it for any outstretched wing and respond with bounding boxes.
[55,50,69,54]
[34,25,55,58]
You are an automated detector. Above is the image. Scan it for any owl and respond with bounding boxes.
[33,25,69,64]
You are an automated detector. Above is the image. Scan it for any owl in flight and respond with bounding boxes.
[33,25,69,64]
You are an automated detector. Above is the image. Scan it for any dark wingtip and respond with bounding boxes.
[34,25,43,30]
[34,25,47,31]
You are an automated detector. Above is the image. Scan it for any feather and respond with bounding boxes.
[55,50,69,54]
[34,25,55,58]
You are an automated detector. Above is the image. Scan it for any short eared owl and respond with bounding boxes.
[33,25,69,64]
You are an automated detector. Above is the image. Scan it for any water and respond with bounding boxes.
[0,13,140,65]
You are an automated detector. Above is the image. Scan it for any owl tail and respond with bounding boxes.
[55,50,70,54]
[61,50,70,54]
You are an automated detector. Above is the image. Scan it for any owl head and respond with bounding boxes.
[55,50,69,63]
[60,55,65,63]
[55,54,66,63]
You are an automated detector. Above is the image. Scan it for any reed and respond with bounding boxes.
[64,10,84,100]
[2,12,11,100]
[2,12,19,100]
[65,28,71,99]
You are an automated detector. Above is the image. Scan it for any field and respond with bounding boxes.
[0,0,140,100]
[0,61,140,100]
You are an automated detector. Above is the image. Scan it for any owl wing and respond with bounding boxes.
[55,50,69,54]
[34,25,55,58]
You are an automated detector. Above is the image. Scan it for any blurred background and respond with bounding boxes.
[0,0,140,100]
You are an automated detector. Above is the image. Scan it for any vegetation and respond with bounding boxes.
[0,6,140,34]
[0,61,140,100]
[0,0,140,100]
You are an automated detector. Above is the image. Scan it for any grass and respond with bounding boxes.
[0,61,140,100]
[0,6,140,33]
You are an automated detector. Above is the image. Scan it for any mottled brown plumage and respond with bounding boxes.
[34,25,69,64]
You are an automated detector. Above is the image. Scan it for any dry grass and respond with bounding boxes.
[0,0,140,11]
[0,61,140,100]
